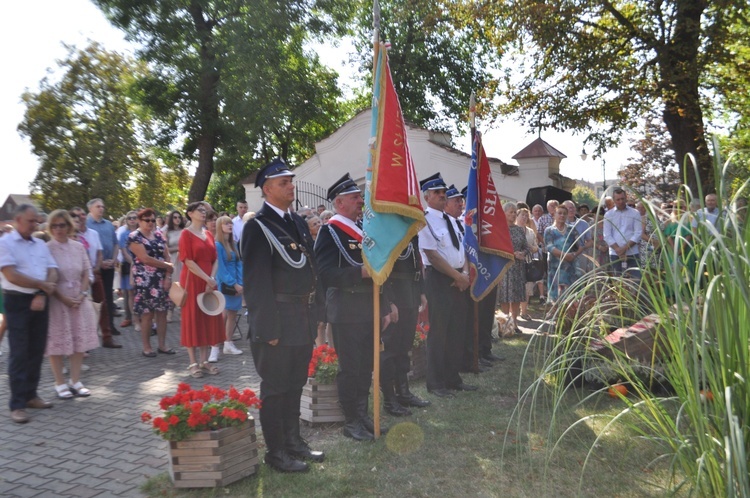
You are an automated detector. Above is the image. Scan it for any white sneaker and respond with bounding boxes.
[208,346,220,363]
[223,342,243,355]
[134,323,141,332]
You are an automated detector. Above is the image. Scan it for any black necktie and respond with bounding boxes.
[283,213,300,242]
[457,221,465,236]
[443,213,460,250]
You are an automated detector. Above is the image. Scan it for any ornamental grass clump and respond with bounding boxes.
[514,152,750,496]
[308,344,339,384]
[141,383,261,441]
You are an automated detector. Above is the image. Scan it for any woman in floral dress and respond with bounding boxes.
[128,208,174,357]
[498,203,529,329]
[544,205,578,302]
[46,210,99,399]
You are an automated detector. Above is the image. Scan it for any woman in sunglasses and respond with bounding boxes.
[45,210,99,399]
[178,202,223,377]
[127,208,175,357]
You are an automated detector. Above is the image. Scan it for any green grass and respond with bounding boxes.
[142,335,678,497]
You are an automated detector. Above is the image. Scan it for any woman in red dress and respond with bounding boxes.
[179,202,223,378]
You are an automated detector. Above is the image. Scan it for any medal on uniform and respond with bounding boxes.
[349,243,356,250]
[290,243,298,250]
[357,243,362,249]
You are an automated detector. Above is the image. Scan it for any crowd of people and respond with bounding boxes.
[1,167,745,477]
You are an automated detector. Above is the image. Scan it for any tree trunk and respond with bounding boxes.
[658,0,713,195]
[187,3,220,203]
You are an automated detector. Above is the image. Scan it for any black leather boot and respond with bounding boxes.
[357,395,388,435]
[382,377,412,416]
[342,401,374,441]
[265,450,309,472]
[285,417,325,462]
[396,373,431,408]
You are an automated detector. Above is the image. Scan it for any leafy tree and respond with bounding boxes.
[350,0,500,133]
[463,0,749,193]
[571,185,598,211]
[94,0,354,202]
[711,18,750,198]
[619,117,680,202]
[18,43,182,216]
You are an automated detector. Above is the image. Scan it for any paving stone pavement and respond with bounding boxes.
[0,306,261,498]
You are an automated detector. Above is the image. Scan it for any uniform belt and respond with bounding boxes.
[3,290,37,296]
[424,266,463,273]
[331,286,372,294]
[389,271,421,282]
[275,292,315,304]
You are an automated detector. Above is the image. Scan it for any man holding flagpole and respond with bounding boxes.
[418,173,477,397]
[315,174,395,441]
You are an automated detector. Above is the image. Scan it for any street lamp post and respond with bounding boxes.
[581,149,607,193]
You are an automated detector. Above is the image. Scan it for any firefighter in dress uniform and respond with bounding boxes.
[242,158,324,472]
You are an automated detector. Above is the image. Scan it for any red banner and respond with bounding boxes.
[370,48,423,216]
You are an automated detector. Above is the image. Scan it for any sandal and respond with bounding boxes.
[157,348,176,355]
[55,384,74,400]
[68,381,91,397]
[188,363,203,378]
[201,361,219,375]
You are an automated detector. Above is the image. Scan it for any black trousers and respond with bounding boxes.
[381,306,418,387]
[463,288,497,367]
[424,268,467,391]
[250,341,312,452]
[5,293,48,411]
[100,267,116,327]
[331,322,373,413]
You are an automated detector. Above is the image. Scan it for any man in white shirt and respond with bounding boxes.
[0,204,58,423]
[603,188,643,279]
[418,173,476,398]
[699,193,721,227]
[232,200,248,243]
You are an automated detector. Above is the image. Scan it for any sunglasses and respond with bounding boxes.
[142,218,156,223]
[127,216,137,220]
[173,215,181,219]
[50,223,68,229]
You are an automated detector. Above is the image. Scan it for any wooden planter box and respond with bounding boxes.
[168,418,259,488]
[300,378,345,424]
[408,344,427,381]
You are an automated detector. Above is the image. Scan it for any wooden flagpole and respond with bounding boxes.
[469,91,480,374]
[371,0,382,439]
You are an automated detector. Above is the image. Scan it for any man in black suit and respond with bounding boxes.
[383,237,431,414]
[314,173,395,441]
[242,158,324,473]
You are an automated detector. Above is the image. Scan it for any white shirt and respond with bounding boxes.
[603,206,643,256]
[698,207,720,226]
[232,215,244,243]
[0,231,58,294]
[115,225,128,262]
[78,228,103,268]
[418,207,466,269]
